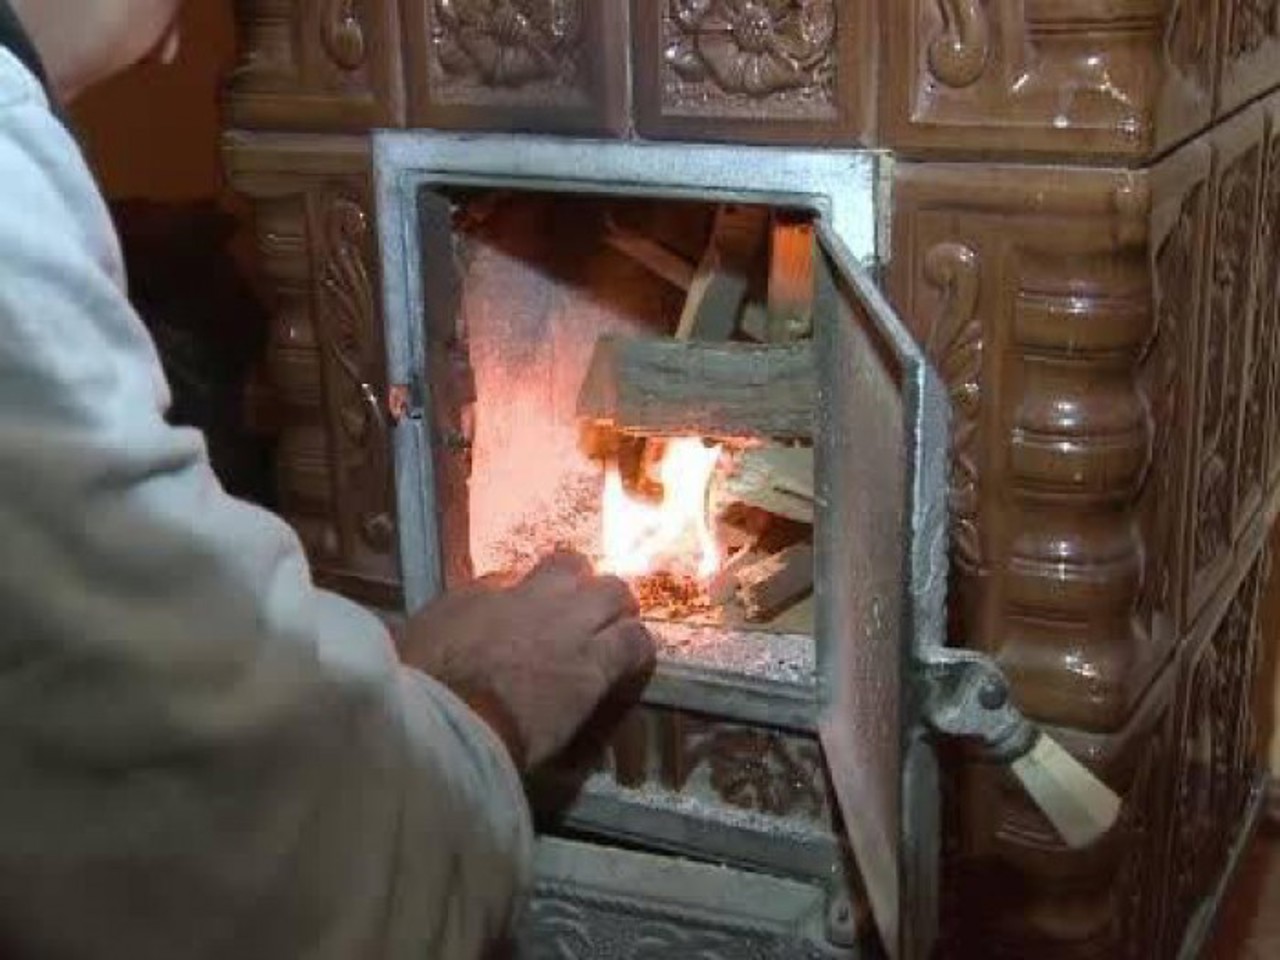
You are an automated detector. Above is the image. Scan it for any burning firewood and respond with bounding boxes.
[707,542,766,607]
[715,446,814,525]
[736,543,815,623]
[577,202,817,634]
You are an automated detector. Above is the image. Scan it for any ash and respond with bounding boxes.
[476,471,815,685]
[479,471,601,576]
[580,772,830,840]
[649,621,816,685]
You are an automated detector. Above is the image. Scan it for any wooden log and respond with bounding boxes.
[739,301,769,342]
[763,594,815,634]
[576,336,815,439]
[717,446,815,524]
[737,543,815,622]
[707,543,765,606]
[676,204,769,341]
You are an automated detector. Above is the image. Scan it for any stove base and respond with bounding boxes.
[513,838,858,959]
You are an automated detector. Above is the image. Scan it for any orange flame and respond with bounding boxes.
[600,438,722,580]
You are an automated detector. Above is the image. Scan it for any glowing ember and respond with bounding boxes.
[600,438,722,580]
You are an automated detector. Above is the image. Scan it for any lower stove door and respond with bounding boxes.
[513,837,847,959]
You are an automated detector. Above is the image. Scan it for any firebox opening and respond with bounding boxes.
[431,187,817,683]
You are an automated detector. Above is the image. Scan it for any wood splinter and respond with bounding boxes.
[718,446,815,524]
[736,542,815,622]
[676,204,770,341]
[706,542,765,607]
[602,215,696,291]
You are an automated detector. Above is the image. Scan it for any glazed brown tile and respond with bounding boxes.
[223,134,403,608]
[1187,101,1269,625]
[632,0,873,145]
[881,0,1219,162]
[1217,0,1280,119]
[1261,98,1280,498]
[225,0,405,129]
[945,668,1180,958]
[1165,554,1270,955]
[402,0,627,135]
[888,145,1210,731]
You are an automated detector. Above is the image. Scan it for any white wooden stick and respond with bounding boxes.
[1010,733,1122,848]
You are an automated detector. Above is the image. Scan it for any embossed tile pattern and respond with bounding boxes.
[403,1,627,134]
[633,0,871,144]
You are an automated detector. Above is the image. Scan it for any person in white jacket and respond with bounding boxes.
[0,2,656,958]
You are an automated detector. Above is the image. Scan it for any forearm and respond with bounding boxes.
[0,78,532,954]
[392,619,530,772]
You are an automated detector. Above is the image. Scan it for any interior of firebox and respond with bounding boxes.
[431,187,818,683]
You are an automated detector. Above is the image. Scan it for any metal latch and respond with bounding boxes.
[918,649,1121,848]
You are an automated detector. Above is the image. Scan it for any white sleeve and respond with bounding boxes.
[0,50,531,960]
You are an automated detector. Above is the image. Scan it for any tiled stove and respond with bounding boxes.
[222,2,1280,956]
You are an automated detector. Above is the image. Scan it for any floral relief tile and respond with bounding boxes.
[634,0,872,145]
[404,0,628,134]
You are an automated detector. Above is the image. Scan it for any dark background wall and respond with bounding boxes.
[69,1,236,202]
[65,2,272,506]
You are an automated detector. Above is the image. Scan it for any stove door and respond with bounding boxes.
[813,225,949,960]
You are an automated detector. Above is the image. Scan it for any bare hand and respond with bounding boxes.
[398,552,656,769]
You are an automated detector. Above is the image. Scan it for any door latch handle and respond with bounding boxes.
[918,649,1121,848]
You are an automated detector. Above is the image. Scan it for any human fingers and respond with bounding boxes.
[526,549,594,587]
[558,574,640,637]
[471,570,521,591]
[582,617,656,690]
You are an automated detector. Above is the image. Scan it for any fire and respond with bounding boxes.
[600,438,722,580]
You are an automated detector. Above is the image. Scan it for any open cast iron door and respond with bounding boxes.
[813,225,949,960]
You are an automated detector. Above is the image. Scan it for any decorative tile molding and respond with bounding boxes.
[1188,105,1267,623]
[316,195,397,556]
[319,0,369,71]
[515,839,837,958]
[882,0,1218,161]
[226,0,404,129]
[662,0,837,108]
[1219,0,1280,116]
[889,158,1199,730]
[1139,161,1207,641]
[920,241,983,576]
[1164,550,1267,955]
[664,714,829,822]
[224,135,402,607]
[1265,103,1280,489]
[539,705,834,830]
[927,0,990,90]
[517,896,831,959]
